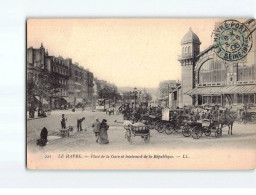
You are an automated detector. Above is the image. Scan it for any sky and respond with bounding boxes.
[27,18,223,88]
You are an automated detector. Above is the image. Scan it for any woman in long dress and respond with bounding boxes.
[98,119,109,144]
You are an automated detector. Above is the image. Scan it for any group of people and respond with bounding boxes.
[60,114,85,131]
[92,119,109,144]
[37,114,110,147]
[29,107,47,118]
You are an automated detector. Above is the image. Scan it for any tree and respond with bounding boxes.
[27,68,65,105]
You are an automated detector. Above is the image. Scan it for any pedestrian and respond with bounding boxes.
[36,127,48,147]
[61,114,67,129]
[77,117,85,132]
[29,106,32,118]
[98,119,109,144]
[92,118,100,142]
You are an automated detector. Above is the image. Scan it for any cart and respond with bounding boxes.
[125,122,150,144]
[59,126,73,138]
[201,119,222,138]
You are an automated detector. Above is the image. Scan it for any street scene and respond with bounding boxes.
[27,108,256,153]
[26,18,256,169]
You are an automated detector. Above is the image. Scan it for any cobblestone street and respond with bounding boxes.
[27,109,256,153]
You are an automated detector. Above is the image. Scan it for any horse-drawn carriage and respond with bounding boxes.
[124,122,150,144]
[181,118,222,139]
[181,107,235,139]
[154,108,185,134]
[237,106,256,123]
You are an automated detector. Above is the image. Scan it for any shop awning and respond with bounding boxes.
[35,96,48,104]
[185,85,256,95]
[35,96,40,101]
[62,97,71,103]
[76,98,83,104]
[42,98,48,105]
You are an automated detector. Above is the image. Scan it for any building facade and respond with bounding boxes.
[158,80,179,107]
[173,19,256,108]
[27,44,94,109]
[47,55,70,109]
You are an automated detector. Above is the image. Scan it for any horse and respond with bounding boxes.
[218,111,237,135]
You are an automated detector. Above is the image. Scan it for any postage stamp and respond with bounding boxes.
[213,19,253,62]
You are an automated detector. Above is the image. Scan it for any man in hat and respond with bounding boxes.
[77,117,85,132]
[60,114,67,129]
[92,118,100,142]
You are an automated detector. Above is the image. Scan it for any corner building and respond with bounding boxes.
[176,19,256,108]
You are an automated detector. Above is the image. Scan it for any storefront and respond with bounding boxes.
[185,85,256,107]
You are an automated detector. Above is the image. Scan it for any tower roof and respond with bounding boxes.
[181,27,201,45]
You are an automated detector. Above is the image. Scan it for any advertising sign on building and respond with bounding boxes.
[162,108,170,121]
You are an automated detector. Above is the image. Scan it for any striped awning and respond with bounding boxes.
[35,96,49,105]
[62,97,71,102]
[185,85,256,95]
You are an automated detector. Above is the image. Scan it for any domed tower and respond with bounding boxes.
[178,28,201,106]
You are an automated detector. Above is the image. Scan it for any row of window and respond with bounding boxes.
[182,46,191,54]
[60,89,67,96]
[53,65,69,76]
[238,65,255,82]
[202,94,256,105]
[199,59,255,85]
[199,60,226,84]
[59,79,68,86]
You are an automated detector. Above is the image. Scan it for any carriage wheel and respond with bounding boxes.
[173,124,179,132]
[165,128,174,135]
[191,126,202,139]
[215,128,221,138]
[144,135,150,143]
[204,128,211,136]
[155,123,161,131]
[165,123,174,135]
[173,127,179,132]
[156,123,164,133]
[158,126,165,133]
[182,126,191,137]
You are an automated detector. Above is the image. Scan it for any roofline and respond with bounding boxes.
[181,40,201,45]
[196,45,215,58]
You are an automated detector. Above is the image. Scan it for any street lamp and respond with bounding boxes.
[130,87,141,110]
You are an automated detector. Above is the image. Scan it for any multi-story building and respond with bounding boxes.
[45,55,70,109]
[172,19,256,108]
[88,71,94,101]
[158,80,179,107]
[27,43,94,109]
[67,62,94,107]
[27,43,47,109]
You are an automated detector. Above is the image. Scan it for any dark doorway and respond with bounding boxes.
[198,95,202,105]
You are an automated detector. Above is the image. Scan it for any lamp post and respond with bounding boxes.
[130,87,141,110]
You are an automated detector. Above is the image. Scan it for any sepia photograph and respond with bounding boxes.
[26,18,256,170]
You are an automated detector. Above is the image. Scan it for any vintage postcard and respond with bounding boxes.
[26,18,256,170]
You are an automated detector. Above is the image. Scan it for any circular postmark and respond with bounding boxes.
[213,19,253,61]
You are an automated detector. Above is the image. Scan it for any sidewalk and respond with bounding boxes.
[26,108,100,120]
